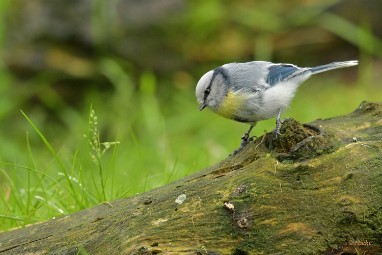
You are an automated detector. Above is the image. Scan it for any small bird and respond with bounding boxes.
[195,60,358,154]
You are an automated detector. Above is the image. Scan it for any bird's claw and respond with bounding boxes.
[230,135,255,156]
[241,133,249,141]
[242,135,254,145]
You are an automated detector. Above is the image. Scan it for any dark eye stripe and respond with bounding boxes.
[203,66,228,101]
[203,87,210,101]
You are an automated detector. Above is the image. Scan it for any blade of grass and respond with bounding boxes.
[20,110,83,207]
[86,105,107,201]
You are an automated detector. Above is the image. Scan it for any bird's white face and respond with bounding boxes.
[195,69,227,111]
[195,70,213,110]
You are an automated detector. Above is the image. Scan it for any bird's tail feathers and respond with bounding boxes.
[310,60,358,75]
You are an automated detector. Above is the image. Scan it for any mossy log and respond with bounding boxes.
[1,101,382,255]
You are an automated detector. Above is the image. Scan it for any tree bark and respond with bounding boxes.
[1,101,382,255]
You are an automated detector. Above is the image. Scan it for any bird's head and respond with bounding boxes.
[195,67,229,112]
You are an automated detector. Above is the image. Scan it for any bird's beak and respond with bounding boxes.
[199,102,207,111]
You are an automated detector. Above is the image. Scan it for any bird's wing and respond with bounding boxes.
[266,64,306,86]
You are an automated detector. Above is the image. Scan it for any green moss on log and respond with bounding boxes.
[0,101,382,255]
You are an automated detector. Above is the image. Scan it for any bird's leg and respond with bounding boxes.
[275,108,285,138]
[231,124,256,155]
[241,125,254,145]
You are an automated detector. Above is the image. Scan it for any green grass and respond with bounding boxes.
[0,1,382,232]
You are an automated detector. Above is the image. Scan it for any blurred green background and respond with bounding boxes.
[0,0,381,231]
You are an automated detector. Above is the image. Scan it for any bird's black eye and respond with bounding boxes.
[203,87,211,101]
[205,87,211,96]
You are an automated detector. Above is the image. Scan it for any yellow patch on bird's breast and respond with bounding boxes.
[215,91,246,119]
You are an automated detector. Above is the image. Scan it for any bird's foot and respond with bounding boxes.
[230,134,255,156]
[241,133,254,147]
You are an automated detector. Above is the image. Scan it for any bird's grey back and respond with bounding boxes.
[219,60,357,92]
[222,61,271,92]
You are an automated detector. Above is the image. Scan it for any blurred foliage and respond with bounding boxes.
[0,0,382,231]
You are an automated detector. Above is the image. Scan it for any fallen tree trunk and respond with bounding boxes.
[1,101,382,255]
